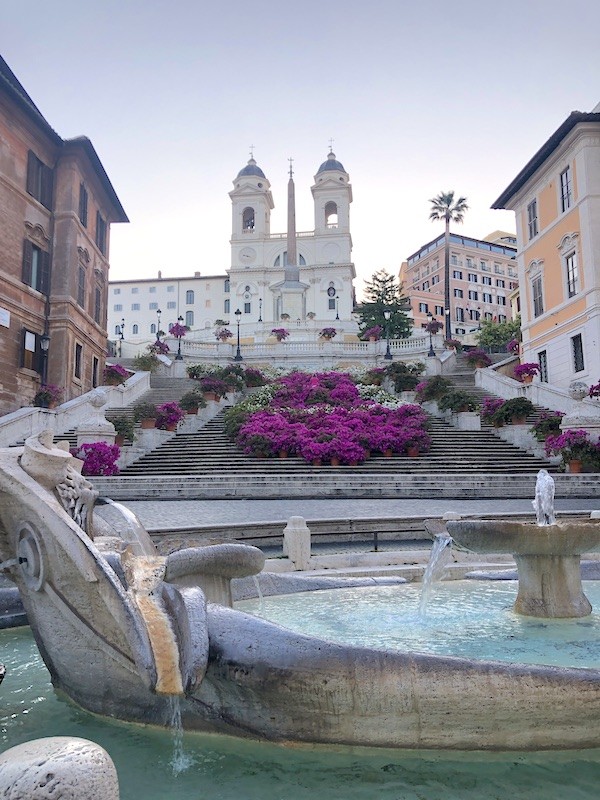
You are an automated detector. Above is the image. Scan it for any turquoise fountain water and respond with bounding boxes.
[2,580,600,800]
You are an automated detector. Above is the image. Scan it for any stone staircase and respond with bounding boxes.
[119,409,554,477]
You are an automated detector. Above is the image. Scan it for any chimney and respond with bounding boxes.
[158,270,162,279]
[194,271,201,278]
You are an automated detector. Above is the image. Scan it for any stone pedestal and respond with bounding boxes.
[451,411,481,431]
[514,554,591,618]
[283,516,312,571]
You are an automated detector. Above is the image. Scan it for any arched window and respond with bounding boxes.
[274,251,306,267]
[224,278,230,293]
[186,311,194,327]
[224,299,230,314]
[243,207,255,230]
[150,323,156,334]
[132,324,139,334]
[186,290,194,304]
[204,320,211,329]
[325,201,338,227]
[114,324,120,336]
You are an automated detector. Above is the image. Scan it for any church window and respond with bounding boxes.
[132,324,139,334]
[274,252,306,267]
[186,311,194,326]
[243,207,255,230]
[224,299,230,314]
[150,324,156,334]
[244,302,251,314]
[325,201,338,228]
[186,290,194,304]
[224,279,230,293]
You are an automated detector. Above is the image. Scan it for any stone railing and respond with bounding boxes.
[0,372,151,448]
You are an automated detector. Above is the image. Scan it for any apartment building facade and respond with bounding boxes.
[400,231,518,339]
[0,55,127,415]
[493,107,600,389]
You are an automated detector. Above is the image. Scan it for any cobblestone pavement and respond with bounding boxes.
[122,497,599,530]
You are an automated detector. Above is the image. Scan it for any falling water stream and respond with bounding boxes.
[166,696,193,775]
[418,533,453,616]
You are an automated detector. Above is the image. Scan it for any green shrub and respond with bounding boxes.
[438,391,479,413]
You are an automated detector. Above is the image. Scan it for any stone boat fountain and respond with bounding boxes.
[1,434,599,751]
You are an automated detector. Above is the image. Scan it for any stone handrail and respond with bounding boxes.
[0,372,151,447]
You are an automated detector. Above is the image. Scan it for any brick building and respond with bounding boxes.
[0,55,127,415]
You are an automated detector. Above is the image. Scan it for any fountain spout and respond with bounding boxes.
[533,469,556,526]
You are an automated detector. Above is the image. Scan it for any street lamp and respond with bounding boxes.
[383,309,392,361]
[426,311,436,358]
[119,318,125,358]
[175,315,184,360]
[258,297,262,323]
[234,308,243,361]
[40,333,50,384]
[335,295,340,320]
[156,309,162,341]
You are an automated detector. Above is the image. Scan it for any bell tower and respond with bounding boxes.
[229,156,274,269]
[311,151,353,264]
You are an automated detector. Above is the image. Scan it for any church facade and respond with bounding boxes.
[108,152,358,346]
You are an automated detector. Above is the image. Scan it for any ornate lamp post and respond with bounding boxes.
[156,309,162,342]
[119,318,125,358]
[335,295,340,320]
[383,309,392,361]
[175,315,184,360]
[426,311,436,358]
[40,333,50,385]
[234,308,243,361]
[258,297,262,323]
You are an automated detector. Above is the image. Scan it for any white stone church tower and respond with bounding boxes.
[228,152,356,332]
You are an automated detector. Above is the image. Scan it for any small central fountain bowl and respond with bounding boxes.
[447,520,600,556]
[447,519,600,619]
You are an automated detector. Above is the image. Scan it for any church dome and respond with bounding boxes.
[236,157,266,179]
[316,151,346,174]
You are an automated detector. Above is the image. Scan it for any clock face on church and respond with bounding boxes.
[239,247,256,264]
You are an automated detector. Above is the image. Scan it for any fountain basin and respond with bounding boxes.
[447,519,600,618]
[1,434,599,752]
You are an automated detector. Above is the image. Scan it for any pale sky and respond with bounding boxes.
[3,0,600,298]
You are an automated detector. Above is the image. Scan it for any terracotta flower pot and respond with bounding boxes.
[278,450,288,459]
[312,458,322,467]
[511,415,527,425]
[140,418,156,429]
[407,446,420,458]
[114,435,125,447]
[568,459,583,474]
[203,391,218,401]
[383,448,393,458]
[522,375,533,384]
[330,456,341,467]
[369,336,377,342]
[166,422,178,432]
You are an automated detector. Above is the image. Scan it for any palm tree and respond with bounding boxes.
[429,191,469,341]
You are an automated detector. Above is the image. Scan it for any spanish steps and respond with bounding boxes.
[112,366,555,478]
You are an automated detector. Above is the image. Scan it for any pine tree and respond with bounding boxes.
[358,269,412,338]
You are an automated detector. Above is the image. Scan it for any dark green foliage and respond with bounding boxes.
[358,269,412,338]
[476,317,522,351]
[416,375,453,402]
[132,402,158,422]
[179,390,207,412]
[438,391,479,413]
[384,362,424,393]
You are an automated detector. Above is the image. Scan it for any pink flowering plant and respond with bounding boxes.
[169,322,188,338]
[103,363,130,385]
[507,338,520,354]
[215,328,233,342]
[361,326,384,341]
[72,442,120,476]
[319,327,337,339]
[148,340,170,355]
[271,328,290,341]
[480,397,505,424]
[589,380,600,399]
[424,319,443,334]
[514,363,540,381]
[155,402,185,430]
[545,429,594,462]
[232,370,431,463]
[33,384,63,407]
[197,376,229,397]
[465,349,492,368]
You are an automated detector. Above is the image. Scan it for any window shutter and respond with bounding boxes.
[41,164,53,210]
[22,239,33,285]
[26,151,36,195]
[19,327,27,367]
[40,250,50,295]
